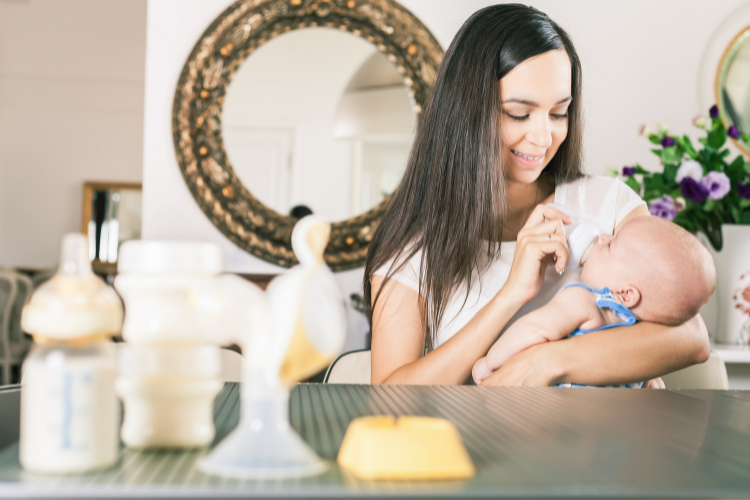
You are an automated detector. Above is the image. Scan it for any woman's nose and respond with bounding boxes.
[527,118,553,148]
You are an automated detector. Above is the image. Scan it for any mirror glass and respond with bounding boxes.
[719,29,750,141]
[223,27,416,222]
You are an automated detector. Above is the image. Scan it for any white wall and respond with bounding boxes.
[142,0,750,350]
[0,0,147,269]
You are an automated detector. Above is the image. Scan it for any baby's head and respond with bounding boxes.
[579,216,715,326]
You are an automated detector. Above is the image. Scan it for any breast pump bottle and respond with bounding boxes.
[547,203,602,268]
[114,242,225,449]
[19,234,123,474]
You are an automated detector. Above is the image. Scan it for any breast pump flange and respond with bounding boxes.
[546,203,601,269]
[196,216,347,480]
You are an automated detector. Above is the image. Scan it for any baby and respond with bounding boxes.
[472,216,716,386]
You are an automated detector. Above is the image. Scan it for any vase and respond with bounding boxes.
[707,224,750,344]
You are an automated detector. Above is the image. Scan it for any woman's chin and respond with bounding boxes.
[505,166,546,185]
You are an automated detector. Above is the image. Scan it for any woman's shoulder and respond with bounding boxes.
[372,242,423,294]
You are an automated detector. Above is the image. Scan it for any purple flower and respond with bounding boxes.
[680,177,709,202]
[701,171,731,200]
[728,125,741,139]
[710,104,719,119]
[622,166,636,176]
[649,196,676,221]
[661,135,676,147]
[738,182,750,199]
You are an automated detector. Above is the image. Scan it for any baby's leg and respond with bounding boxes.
[472,356,493,384]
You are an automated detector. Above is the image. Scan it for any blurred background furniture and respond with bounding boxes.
[662,353,729,390]
[324,349,371,384]
[0,271,32,385]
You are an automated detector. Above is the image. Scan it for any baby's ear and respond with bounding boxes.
[615,287,641,308]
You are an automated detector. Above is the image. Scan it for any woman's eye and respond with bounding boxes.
[551,113,568,120]
[503,111,529,122]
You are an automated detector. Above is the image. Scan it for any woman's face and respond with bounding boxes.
[499,49,572,184]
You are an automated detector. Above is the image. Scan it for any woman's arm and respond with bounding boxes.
[480,313,710,386]
[371,204,573,385]
[371,275,528,385]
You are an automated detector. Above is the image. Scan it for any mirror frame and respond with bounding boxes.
[715,23,750,155]
[172,0,443,271]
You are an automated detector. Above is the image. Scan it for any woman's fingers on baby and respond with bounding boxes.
[525,203,573,228]
[526,235,569,271]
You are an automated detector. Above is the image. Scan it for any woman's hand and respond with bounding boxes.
[479,343,561,387]
[503,205,572,304]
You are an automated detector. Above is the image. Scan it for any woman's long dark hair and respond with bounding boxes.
[364,4,585,349]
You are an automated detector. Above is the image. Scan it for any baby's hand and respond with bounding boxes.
[472,357,493,385]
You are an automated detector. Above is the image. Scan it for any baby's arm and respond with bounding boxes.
[473,286,601,384]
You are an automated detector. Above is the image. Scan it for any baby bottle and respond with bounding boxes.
[547,202,601,268]
[19,233,123,474]
[114,241,224,449]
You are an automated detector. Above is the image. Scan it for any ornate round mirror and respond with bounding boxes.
[717,25,750,154]
[172,0,442,271]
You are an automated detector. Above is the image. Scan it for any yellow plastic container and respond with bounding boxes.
[337,416,475,481]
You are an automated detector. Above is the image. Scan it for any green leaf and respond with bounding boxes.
[732,207,742,224]
[708,126,727,149]
[625,176,640,193]
[741,199,750,209]
[679,135,697,158]
[703,199,716,212]
[634,165,649,174]
[726,155,746,179]
[648,135,662,145]
[742,211,750,225]
[661,147,683,165]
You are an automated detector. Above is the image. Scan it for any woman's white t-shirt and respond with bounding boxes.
[373,175,647,348]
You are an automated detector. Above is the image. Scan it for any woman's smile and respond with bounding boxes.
[510,149,546,167]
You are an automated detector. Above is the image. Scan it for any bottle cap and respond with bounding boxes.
[21,234,123,340]
[118,241,222,274]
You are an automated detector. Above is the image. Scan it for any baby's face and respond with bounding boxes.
[579,221,641,289]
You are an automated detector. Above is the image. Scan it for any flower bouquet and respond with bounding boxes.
[617,105,750,251]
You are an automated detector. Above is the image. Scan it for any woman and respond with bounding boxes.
[363,4,709,386]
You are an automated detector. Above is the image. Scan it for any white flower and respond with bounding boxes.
[692,115,708,129]
[638,124,651,136]
[675,160,704,183]
[656,122,669,133]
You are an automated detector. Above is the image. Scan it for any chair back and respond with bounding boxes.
[9,274,32,348]
[661,353,729,390]
[324,349,371,384]
[0,273,18,385]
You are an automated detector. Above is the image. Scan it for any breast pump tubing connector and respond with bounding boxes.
[546,203,601,269]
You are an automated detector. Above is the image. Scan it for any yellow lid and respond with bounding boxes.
[337,416,475,481]
[21,233,123,340]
